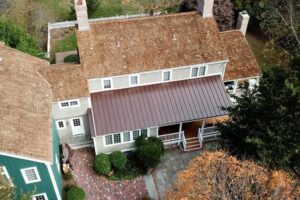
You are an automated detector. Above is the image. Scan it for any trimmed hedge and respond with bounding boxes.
[110,151,127,170]
[67,186,85,200]
[64,54,79,63]
[93,153,111,175]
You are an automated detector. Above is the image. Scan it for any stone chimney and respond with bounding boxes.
[237,11,250,36]
[74,0,89,31]
[198,0,214,18]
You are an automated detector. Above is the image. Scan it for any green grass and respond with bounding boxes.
[246,32,274,69]
[90,0,125,18]
[53,33,77,53]
[36,0,74,21]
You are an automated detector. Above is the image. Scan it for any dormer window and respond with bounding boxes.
[103,78,112,89]
[190,66,207,78]
[130,74,139,86]
[162,70,172,82]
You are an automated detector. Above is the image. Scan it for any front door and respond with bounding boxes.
[70,117,85,136]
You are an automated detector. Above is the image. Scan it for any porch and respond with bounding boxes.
[157,116,226,151]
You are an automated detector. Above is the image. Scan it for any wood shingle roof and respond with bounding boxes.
[0,44,53,162]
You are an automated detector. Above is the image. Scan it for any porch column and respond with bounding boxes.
[178,122,183,145]
[233,80,238,94]
[201,119,205,134]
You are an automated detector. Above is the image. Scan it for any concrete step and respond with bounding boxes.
[69,140,93,149]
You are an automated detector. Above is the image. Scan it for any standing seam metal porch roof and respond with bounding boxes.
[90,75,231,137]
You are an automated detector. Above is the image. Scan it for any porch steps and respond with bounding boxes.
[69,140,93,149]
[185,137,201,151]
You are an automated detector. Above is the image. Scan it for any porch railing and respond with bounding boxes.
[158,131,183,145]
[202,126,221,140]
[198,128,203,148]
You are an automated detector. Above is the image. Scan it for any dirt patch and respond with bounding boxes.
[0,0,11,13]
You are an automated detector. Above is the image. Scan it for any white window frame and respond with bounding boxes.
[190,65,207,78]
[55,120,66,130]
[59,99,80,109]
[102,78,113,90]
[104,128,149,147]
[32,193,48,200]
[55,155,61,174]
[162,70,172,82]
[129,74,140,87]
[0,166,13,186]
[21,167,41,184]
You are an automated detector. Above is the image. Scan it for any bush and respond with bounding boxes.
[64,54,79,63]
[135,136,164,169]
[93,153,111,175]
[110,151,127,171]
[67,186,85,200]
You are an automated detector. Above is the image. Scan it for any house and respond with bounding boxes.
[39,0,260,154]
[0,44,62,200]
[0,3,260,192]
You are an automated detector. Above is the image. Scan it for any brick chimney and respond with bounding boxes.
[74,0,89,31]
[198,0,214,18]
[237,11,250,36]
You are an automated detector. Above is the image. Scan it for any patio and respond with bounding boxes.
[69,148,148,200]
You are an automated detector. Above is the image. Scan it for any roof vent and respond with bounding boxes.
[117,42,120,47]
[173,34,177,41]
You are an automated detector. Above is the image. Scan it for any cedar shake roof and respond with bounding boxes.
[90,76,231,136]
[77,11,228,79]
[220,30,260,80]
[39,64,89,101]
[0,44,53,162]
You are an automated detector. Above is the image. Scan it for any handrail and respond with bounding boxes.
[182,131,186,151]
[198,128,203,148]
[158,132,180,142]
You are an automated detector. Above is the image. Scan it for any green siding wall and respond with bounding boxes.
[0,121,62,199]
[51,120,63,198]
[0,155,56,199]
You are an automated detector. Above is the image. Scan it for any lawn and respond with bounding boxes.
[246,32,274,69]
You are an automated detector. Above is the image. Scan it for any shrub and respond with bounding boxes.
[110,151,127,171]
[67,186,85,200]
[135,136,164,169]
[64,54,79,63]
[93,153,111,175]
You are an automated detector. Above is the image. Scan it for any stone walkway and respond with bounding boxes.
[147,142,221,199]
[55,50,78,64]
[70,148,148,200]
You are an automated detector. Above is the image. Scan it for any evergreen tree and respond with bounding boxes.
[218,61,300,175]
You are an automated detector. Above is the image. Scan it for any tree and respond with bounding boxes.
[165,151,300,199]
[0,19,44,58]
[179,0,235,31]
[218,62,300,175]
[0,175,14,200]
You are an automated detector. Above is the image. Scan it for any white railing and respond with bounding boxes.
[158,131,184,145]
[202,126,221,140]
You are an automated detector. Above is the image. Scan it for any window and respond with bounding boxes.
[59,99,80,109]
[162,70,171,82]
[73,118,81,127]
[0,166,13,186]
[123,132,131,142]
[33,193,48,200]
[105,135,113,145]
[103,78,112,89]
[132,130,140,140]
[141,129,148,137]
[190,66,206,77]
[130,75,139,86]
[21,167,41,184]
[104,129,149,146]
[55,155,61,173]
[56,120,65,129]
[114,133,121,144]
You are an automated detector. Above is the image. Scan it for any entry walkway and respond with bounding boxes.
[145,142,220,199]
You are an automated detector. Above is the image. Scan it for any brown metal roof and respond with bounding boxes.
[90,76,231,137]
